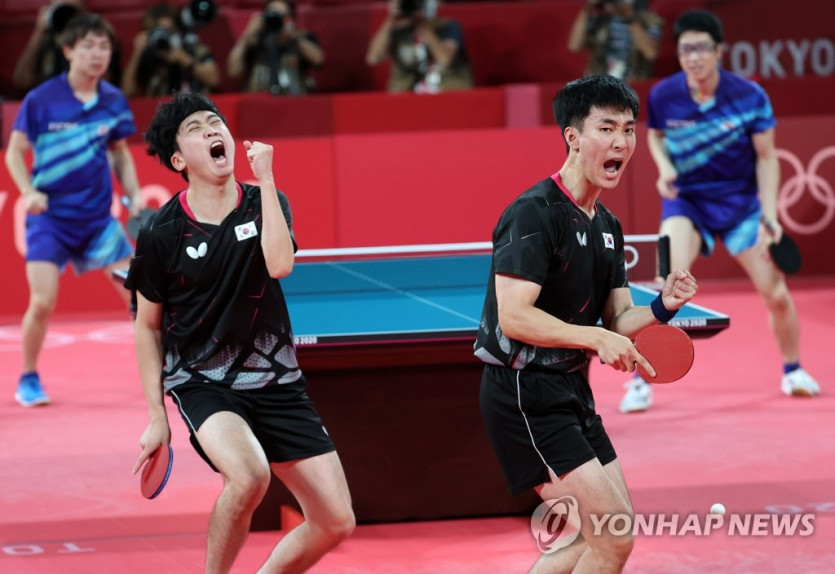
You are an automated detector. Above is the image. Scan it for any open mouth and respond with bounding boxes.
[210,141,226,163]
[604,159,623,174]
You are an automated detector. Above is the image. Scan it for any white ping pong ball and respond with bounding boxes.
[710,503,726,516]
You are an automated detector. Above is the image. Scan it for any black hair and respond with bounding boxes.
[673,10,724,45]
[552,74,640,152]
[144,90,227,181]
[264,0,296,18]
[58,13,117,49]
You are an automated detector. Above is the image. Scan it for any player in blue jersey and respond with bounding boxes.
[619,10,820,413]
[4,13,143,408]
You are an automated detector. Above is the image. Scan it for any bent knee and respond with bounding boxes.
[27,295,56,317]
[590,513,635,565]
[315,507,356,543]
[760,283,792,311]
[608,530,635,562]
[225,466,272,504]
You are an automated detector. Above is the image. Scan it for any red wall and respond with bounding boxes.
[2,106,834,320]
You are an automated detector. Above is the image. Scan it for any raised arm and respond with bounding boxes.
[12,5,51,91]
[244,140,294,278]
[366,0,399,65]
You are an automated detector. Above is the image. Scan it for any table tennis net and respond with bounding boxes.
[287,236,670,296]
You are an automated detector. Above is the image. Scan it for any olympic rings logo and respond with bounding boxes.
[777,146,835,235]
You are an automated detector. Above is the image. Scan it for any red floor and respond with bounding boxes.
[1,277,834,573]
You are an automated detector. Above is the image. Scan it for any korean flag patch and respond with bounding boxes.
[603,233,615,249]
[235,221,258,242]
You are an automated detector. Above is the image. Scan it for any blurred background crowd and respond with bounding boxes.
[5,0,823,102]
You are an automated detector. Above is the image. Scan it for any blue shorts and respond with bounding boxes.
[662,200,761,257]
[26,214,133,274]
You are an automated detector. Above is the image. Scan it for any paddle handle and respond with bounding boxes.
[759,215,778,239]
[657,235,670,278]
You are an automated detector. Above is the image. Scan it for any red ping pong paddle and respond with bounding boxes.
[634,324,694,384]
[141,444,173,499]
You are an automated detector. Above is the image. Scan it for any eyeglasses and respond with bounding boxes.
[677,42,717,57]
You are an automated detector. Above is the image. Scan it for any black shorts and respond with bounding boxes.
[169,376,335,472]
[479,363,617,495]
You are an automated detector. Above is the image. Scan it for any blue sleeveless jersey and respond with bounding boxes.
[13,73,136,224]
[647,69,776,231]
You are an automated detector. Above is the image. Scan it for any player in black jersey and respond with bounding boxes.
[126,91,353,573]
[475,75,697,572]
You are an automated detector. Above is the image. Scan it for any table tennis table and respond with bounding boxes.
[253,245,730,529]
[283,249,729,350]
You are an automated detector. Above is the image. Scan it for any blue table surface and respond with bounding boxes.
[282,254,728,345]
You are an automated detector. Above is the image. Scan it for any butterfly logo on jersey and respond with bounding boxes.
[186,242,208,259]
[602,233,615,249]
[576,231,587,246]
[235,221,258,242]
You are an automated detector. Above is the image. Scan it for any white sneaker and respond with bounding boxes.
[619,376,653,413]
[781,368,820,397]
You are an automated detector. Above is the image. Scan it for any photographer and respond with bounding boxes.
[567,0,664,82]
[366,0,473,93]
[12,1,122,94]
[122,2,219,98]
[227,0,324,95]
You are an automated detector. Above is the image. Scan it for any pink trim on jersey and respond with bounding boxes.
[178,182,244,221]
[550,171,596,218]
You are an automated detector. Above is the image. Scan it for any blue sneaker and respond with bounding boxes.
[15,372,50,407]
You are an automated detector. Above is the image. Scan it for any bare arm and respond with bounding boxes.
[603,270,698,336]
[601,286,656,338]
[109,139,143,215]
[192,56,221,89]
[416,24,457,69]
[567,4,592,53]
[629,20,660,61]
[367,0,400,65]
[131,294,171,474]
[296,34,325,67]
[244,140,294,278]
[495,274,651,373]
[12,6,50,91]
[612,2,660,61]
[648,127,679,199]
[5,130,35,196]
[167,44,221,90]
[752,127,780,227]
[5,130,49,215]
[121,32,147,97]
[227,13,263,78]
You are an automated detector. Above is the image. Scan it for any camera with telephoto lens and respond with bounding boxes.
[147,27,182,52]
[47,3,81,33]
[263,9,288,34]
[178,0,216,30]
[398,0,423,16]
